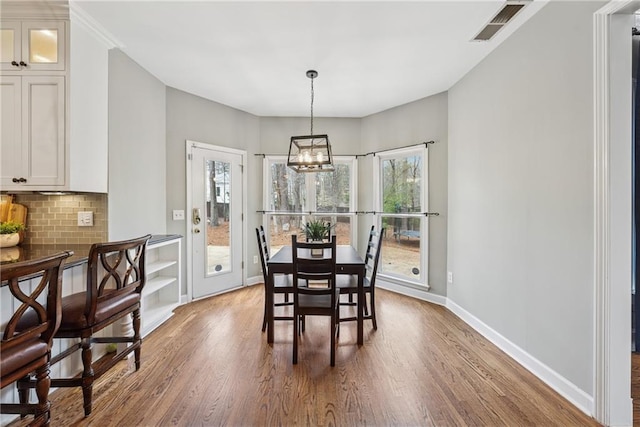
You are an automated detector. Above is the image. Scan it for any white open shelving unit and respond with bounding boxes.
[142,236,182,337]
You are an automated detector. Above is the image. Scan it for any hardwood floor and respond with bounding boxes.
[11,286,599,426]
[633,352,640,426]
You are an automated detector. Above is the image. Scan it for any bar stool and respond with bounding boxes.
[1,251,73,426]
[20,235,151,417]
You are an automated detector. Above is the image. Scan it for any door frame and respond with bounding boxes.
[594,1,636,425]
[185,140,248,302]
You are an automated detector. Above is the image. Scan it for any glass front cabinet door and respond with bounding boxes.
[1,20,65,71]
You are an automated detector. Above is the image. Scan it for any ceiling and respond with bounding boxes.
[71,0,547,118]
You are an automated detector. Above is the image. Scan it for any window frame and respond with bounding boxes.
[262,156,358,247]
[374,145,429,287]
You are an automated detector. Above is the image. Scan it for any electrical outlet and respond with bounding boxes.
[253,255,259,264]
[172,210,185,220]
[77,211,93,227]
[447,271,453,284]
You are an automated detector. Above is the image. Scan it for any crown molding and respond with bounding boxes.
[69,1,122,49]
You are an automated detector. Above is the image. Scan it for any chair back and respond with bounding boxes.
[1,251,72,385]
[292,234,337,299]
[365,226,384,286]
[85,235,151,325]
[256,226,270,283]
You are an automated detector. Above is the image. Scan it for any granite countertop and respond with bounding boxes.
[0,234,182,267]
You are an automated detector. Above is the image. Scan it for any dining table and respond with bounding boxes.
[266,245,366,345]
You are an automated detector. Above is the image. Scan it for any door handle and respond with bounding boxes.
[193,208,201,225]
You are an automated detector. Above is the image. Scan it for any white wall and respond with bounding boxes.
[448,0,604,399]
[108,49,166,240]
[361,93,448,295]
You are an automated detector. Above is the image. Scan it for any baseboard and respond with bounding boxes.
[246,275,263,286]
[446,299,594,417]
[377,278,447,306]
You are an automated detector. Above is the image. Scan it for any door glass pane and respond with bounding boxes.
[381,216,422,279]
[0,30,15,63]
[270,162,305,211]
[382,156,422,213]
[315,163,350,212]
[29,29,58,63]
[206,160,231,275]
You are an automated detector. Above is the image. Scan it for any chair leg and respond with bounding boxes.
[34,362,51,426]
[370,290,377,330]
[262,285,268,332]
[363,295,369,316]
[18,375,30,406]
[133,309,142,371]
[80,337,94,417]
[293,313,298,365]
[330,313,336,367]
[262,308,268,332]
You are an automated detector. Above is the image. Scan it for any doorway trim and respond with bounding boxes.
[594,1,636,425]
[185,140,248,302]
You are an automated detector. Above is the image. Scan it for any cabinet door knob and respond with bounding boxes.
[19,177,27,183]
[11,61,19,67]
[19,61,27,67]
[12,177,19,183]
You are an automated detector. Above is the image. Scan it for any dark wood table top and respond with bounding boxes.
[268,245,365,274]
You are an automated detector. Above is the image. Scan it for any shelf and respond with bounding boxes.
[146,260,177,275]
[141,235,181,337]
[144,275,177,296]
[142,301,178,336]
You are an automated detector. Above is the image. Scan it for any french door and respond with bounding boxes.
[188,141,245,300]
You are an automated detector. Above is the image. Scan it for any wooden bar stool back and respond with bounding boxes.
[1,251,72,426]
[23,235,151,417]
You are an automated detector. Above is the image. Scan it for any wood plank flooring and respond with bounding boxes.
[633,352,640,426]
[10,285,599,426]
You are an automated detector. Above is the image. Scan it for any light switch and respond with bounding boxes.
[77,211,94,227]
[172,210,185,221]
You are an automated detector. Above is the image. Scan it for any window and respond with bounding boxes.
[375,146,428,286]
[263,157,357,252]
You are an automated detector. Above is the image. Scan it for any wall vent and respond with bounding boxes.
[472,1,530,41]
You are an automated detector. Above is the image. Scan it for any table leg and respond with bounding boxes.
[357,268,364,345]
[267,271,274,344]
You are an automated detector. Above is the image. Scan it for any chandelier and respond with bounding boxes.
[287,70,334,172]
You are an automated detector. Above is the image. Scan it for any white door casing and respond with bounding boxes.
[186,141,246,300]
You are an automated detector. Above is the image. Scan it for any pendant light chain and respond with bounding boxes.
[310,74,314,136]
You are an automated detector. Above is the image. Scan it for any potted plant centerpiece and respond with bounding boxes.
[0,221,25,248]
[303,219,333,257]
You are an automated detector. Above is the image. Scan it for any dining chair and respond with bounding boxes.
[337,226,384,330]
[256,226,294,332]
[1,251,73,426]
[20,235,151,417]
[292,234,339,366]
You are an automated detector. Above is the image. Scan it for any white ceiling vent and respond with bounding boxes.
[473,1,531,41]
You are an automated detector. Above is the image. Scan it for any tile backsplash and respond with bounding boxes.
[3,193,108,245]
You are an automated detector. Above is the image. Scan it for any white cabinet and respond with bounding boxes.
[142,236,182,336]
[0,75,65,187]
[1,20,66,72]
[1,17,68,192]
